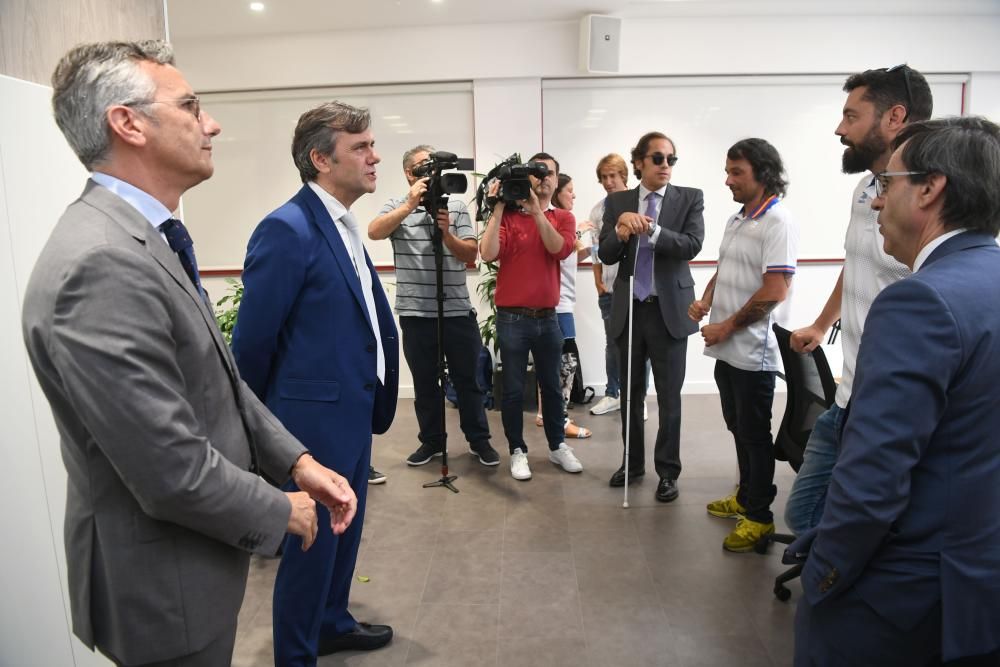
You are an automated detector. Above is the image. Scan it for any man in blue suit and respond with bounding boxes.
[232,101,399,666]
[793,116,1000,666]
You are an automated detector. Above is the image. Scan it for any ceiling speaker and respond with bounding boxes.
[579,14,622,74]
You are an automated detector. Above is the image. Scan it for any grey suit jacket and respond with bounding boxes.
[598,184,705,339]
[21,180,306,665]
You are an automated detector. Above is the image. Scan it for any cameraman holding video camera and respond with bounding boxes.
[369,145,500,468]
[479,152,581,481]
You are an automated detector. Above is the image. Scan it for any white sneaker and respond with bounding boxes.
[549,443,583,473]
[644,402,648,421]
[590,395,620,415]
[510,448,532,481]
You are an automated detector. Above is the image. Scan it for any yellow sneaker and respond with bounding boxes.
[722,517,775,553]
[706,493,746,519]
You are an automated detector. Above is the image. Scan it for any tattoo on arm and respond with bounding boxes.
[783,274,792,286]
[732,300,779,329]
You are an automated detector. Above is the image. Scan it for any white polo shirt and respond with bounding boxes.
[704,196,799,372]
[836,174,911,407]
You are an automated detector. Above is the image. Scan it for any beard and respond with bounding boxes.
[841,124,889,174]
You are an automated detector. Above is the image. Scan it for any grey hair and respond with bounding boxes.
[893,116,1000,236]
[291,101,371,183]
[51,40,175,170]
[403,144,435,170]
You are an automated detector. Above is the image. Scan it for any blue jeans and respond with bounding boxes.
[598,292,619,397]
[784,403,846,535]
[496,310,564,453]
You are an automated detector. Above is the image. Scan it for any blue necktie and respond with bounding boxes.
[633,192,660,301]
[159,218,203,294]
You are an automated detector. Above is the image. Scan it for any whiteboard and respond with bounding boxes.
[185,82,475,268]
[542,75,966,260]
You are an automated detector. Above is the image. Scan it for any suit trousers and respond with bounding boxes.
[272,449,369,667]
[400,313,491,450]
[714,360,778,523]
[617,298,687,479]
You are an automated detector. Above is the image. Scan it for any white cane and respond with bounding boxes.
[623,270,636,509]
[622,228,642,510]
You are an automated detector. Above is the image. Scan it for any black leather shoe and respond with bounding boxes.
[318,623,393,655]
[608,466,645,487]
[656,478,679,502]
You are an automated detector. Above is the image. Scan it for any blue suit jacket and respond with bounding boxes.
[801,232,1000,660]
[232,184,398,471]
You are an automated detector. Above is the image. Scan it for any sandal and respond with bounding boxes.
[564,418,592,439]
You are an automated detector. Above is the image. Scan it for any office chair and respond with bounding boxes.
[754,324,838,601]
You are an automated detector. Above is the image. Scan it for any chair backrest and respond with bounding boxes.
[772,324,838,472]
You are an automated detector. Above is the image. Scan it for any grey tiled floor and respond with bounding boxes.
[234,394,800,666]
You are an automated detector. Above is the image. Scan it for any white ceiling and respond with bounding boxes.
[165,0,1000,41]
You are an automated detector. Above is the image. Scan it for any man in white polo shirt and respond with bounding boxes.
[784,65,933,535]
[689,138,799,552]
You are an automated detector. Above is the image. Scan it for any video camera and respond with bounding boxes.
[410,151,470,214]
[475,153,550,221]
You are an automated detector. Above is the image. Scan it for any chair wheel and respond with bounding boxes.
[753,539,770,555]
[774,585,791,602]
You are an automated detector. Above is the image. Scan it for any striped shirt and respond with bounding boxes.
[382,196,475,317]
[704,197,799,372]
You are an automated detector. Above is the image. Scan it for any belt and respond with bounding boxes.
[498,306,556,319]
[633,295,658,304]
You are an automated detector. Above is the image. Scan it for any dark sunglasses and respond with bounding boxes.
[885,64,913,121]
[646,152,678,167]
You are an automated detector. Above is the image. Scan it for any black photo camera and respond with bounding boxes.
[410,151,470,213]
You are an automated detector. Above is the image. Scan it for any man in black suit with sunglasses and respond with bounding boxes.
[598,131,704,501]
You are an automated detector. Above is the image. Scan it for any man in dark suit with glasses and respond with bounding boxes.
[598,131,705,502]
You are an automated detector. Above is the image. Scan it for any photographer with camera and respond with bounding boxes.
[369,145,500,467]
[479,152,582,481]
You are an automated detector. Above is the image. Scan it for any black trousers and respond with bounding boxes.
[616,298,687,480]
[400,313,491,450]
[714,360,777,523]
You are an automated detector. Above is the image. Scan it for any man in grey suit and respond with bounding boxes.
[21,41,358,667]
[598,131,705,502]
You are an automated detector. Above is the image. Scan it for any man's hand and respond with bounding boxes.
[595,280,608,296]
[615,212,652,241]
[405,177,430,211]
[435,208,451,234]
[285,491,318,550]
[291,454,358,535]
[519,188,542,217]
[790,324,825,353]
[688,299,711,322]
[701,321,735,347]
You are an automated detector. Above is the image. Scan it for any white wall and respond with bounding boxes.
[0,74,111,666]
[183,9,999,397]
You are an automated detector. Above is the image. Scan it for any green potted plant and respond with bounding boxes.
[214,278,243,345]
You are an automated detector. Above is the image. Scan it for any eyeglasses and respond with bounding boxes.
[128,96,202,121]
[646,152,678,167]
[874,170,927,197]
[885,64,913,121]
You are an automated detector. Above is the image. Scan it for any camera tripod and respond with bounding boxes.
[422,205,459,494]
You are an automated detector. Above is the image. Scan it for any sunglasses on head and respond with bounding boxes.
[647,152,678,167]
[885,63,913,121]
